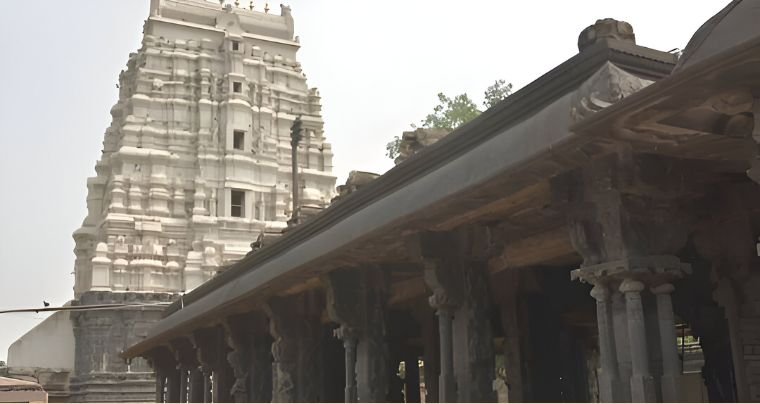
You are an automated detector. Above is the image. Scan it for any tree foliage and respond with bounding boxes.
[385,79,512,160]
[483,79,513,109]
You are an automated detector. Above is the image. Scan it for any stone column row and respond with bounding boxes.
[581,269,687,403]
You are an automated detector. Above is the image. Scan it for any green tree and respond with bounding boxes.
[420,93,481,130]
[483,79,513,109]
[386,80,512,160]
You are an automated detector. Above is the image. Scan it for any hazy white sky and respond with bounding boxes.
[0,0,723,361]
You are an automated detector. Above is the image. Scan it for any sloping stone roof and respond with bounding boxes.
[674,0,760,72]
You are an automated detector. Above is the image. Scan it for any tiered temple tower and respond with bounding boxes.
[74,0,335,296]
[8,0,335,401]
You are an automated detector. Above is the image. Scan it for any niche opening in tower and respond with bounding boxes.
[233,81,242,93]
[231,190,245,218]
[231,40,240,51]
[233,130,245,150]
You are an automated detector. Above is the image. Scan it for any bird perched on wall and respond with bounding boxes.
[43,301,50,307]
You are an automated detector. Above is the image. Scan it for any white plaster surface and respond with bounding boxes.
[7,309,75,371]
[72,0,337,297]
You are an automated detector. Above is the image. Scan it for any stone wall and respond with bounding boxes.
[68,291,176,403]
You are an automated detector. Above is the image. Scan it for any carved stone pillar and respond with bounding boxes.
[249,314,273,403]
[651,283,681,402]
[427,285,457,403]
[223,317,252,403]
[338,327,358,403]
[404,353,421,403]
[590,284,623,402]
[170,337,198,403]
[264,292,322,403]
[188,368,204,403]
[356,277,389,403]
[611,291,633,400]
[211,329,233,404]
[452,263,495,402]
[325,268,390,403]
[494,269,524,403]
[620,279,656,402]
[155,366,167,403]
[561,152,693,403]
[166,367,182,403]
[192,328,225,403]
[201,366,212,403]
[150,346,176,403]
[419,312,440,403]
[415,228,497,403]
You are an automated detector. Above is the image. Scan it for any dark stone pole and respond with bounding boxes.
[155,364,167,403]
[417,311,439,403]
[191,328,221,403]
[150,346,176,403]
[264,292,322,402]
[248,313,274,403]
[494,269,525,403]
[201,367,212,403]
[404,352,422,403]
[188,368,205,403]
[170,337,198,403]
[288,115,303,227]
[210,327,233,403]
[166,366,182,403]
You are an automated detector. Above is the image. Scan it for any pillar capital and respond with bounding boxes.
[619,278,645,294]
[651,282,675,295]
[590,283,611,302]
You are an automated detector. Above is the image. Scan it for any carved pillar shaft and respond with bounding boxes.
[452,266,495,402]
[250,332,274,403]
[166,368,182,403]
[266,294,322,403]
[178,368,188,403]
[421,314,440,403]
[620,279,656,402]
[405,354,421,403]
[436,307,456,403]
[590,284,621,402]
[202,367,212,403]
[343,334,358,403]
[611,291,633,401]
[155,368,166,403]
[652,283,681,402]
[188,368,204,403]
[356,331,389,402]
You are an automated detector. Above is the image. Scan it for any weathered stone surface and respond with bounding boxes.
[578,18,636,52]
[394,128,451,165]
[332,171,381,203]
[68,291,175,402]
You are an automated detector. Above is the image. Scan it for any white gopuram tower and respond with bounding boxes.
[8,1,336,401]
[74,0,335,296]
